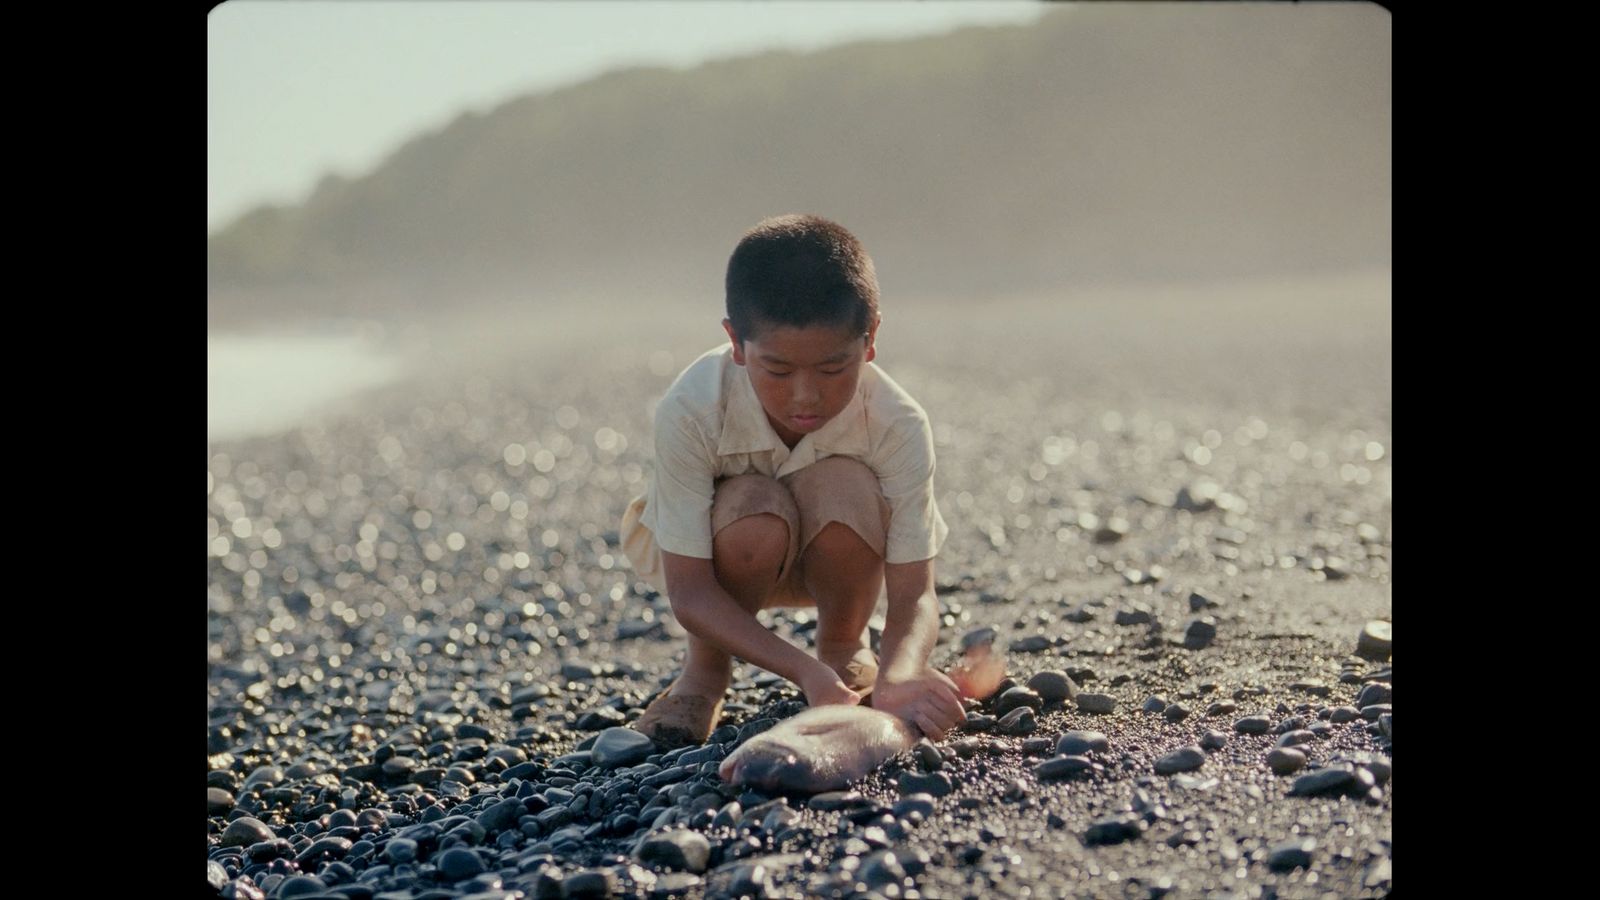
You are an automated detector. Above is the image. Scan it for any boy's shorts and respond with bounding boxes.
[623,456,891,604]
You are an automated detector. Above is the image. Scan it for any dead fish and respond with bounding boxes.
[718,636,1008,794]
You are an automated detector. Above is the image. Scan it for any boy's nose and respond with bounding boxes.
[791,375,820,405]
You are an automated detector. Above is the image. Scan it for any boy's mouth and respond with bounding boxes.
[790,414,823,429]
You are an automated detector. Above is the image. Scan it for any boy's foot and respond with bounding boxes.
[817,641,879,703]
[632,677,726,748]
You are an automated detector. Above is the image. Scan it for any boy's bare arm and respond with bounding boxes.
[661,551,856,703]
[875,559,968,739]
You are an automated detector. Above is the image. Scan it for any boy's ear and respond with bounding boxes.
[864,316,880,363]
[722,318,746,365]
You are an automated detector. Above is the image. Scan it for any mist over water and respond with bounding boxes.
[207,331,405,442]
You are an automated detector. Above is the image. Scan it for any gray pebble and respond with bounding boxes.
[220,817,274,847]
[1084,815,1145,845]
[437,847,486,881]
[1026,670,1079,702]
[1183,618,1218,649]
[1234,715,1271,734]
[1142,696,1167,714]
[208,787,235,815]
[1356,620,1392,661]
[1266,747,1307,775]
[1163,703,1190,723]
[1276,730,1316,748]
[591,728,657,769]
[636,829,711,873]
[1057,731,1110,755]
[1076,693,1116,714]
[1035,755,1094,779]
[1154,746,1206,775]
[1329,706,1362,724]
[995,686,1043,716]
[1356,683,1393,707]
[1010,635,1053,653]
[897,771,953,797]
[1268,837,1316,871]
[1199,730,1228,751]
[997,706,1037,735]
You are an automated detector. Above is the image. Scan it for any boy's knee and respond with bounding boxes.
[806,520,881,561]
[714,513,791,575]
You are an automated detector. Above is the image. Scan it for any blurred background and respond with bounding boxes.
[208,0,1389,440]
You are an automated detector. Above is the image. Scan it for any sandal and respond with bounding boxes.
[632,679,725,748]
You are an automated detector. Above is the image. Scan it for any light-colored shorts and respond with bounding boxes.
[624,456,890,604]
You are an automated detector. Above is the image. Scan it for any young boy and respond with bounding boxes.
[619,214,967,748]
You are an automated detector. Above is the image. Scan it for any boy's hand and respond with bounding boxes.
[872,668,966,741]
[800,662,863,708]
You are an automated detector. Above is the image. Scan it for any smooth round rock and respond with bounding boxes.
[437,847,486,881]
[591,728,657,769]
[274,876,328,898]
[1076,693,1116,714]
[1035,755,1094,779]
[1084,815,1144,845]
[1163,703,1190,723]
[995,686,1043,716]
[637,829,711,873]
[1356,621,1392,661]
[1183,618,1218,649]
[1290,767,1357,797]
[220,817,275,847]
[810,791,865,812]
[1026,670,1078,702]
[208,787,236,815]
[1142,696,1167,714]
[1199,730,1228,751]
[1277,730,1317,748]
[1329,706,1362,724]
[384,838,417,864]
[1234,715,1271,734]
[1266,747,1307,775]
[1154,746,1206,775]
[1057,731,1110,755]
[1356,683,1393,708]
[998,706,1037,735]
[563,869,619,899]
[898,771,953,797]
[1268,838,1316,871]
[960,627,998,651]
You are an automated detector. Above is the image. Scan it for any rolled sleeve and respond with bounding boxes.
[641,399,718,559]
[876,412,948,564]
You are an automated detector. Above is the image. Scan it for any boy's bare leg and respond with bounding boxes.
[672,512,790,698]
[801,521,884,692]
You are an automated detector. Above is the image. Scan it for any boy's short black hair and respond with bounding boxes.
[724,214,879,342]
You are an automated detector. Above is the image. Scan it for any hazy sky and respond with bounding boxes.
[208,0,1049,234]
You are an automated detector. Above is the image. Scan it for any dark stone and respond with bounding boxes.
[221,817,275,847]
[209,787,236,815]
[1356,620,1392,661]
[1289,767,1358,797]
[637,829,711,874]
[1329,706,1362,724]
[1142,696,1167,714]
[1026,670,1078,702]
[1277,730,1317,748]
[1356,683,1393,708]
[1163,703,1190,723]
[1115,606,1153,626]
[1076,693,1116,714]
[1266,748,1307,775]
[1268,838,1316,871]
[1010,635,1053,653]
[1035,755,1094,779]
[897,771,953,797]
[1188,591,1218,611]
[562,869,619,899]
[1084,815,1145,845]
[998,707,1037,735]
[1199,730,1228,751]
[1361,704,1392,721]
[1205,701,1237,717]
[274,876,328,898]
[1153,746,1206,775]
[995,686,1043,716]
[1183,618,1218,649]
[574,707,627,731]
[1234,715,1271,734]
[1056,731,1110,755]
[591,728,656,769]
[476,797,526,833]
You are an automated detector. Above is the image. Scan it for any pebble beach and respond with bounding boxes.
[208,274,1392,899]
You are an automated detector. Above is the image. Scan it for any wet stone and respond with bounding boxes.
[1267,748,1307,775]
[437,847,486,881]
[810,791,866,812]
[563,869,619,899]
[574,708,627,731]
[913,739,943,771]
[221,817,275,848]
[1154,746,1206,775]
[274,876,328,898]
[1057,731,1110,755]
[1077,693,1116,715]
[208,787,236,815]
[1234,715,1271,734]
[591,728,656,769]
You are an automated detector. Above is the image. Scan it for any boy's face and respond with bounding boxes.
[724,318,878,449]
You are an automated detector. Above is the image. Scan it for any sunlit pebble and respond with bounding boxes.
[1365,441,1385,461]
[446,532,466,552]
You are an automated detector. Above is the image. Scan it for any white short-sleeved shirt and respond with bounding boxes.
[621,344,947,589]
